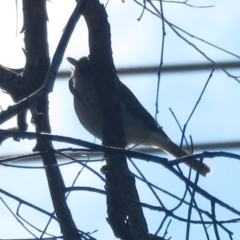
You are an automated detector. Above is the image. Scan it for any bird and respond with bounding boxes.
[67,56,211,177]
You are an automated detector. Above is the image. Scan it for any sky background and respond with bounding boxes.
[0,0,239,239]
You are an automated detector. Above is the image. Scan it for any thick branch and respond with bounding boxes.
[82,1,148,239]
[22,1,80,239]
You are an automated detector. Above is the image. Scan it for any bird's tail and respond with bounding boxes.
[145,132,211,177]
[167,143,211,177]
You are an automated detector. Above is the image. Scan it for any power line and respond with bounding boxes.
[0,140,239,162]
[57,61,240,78]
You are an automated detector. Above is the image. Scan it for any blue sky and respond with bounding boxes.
[0,0,240,239]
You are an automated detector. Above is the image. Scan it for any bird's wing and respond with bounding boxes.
[118,79,168,137]
[69,77,82,99]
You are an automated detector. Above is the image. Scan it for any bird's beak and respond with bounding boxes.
[67,57,78,66]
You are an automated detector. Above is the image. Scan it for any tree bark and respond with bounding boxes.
[82,1,148,239]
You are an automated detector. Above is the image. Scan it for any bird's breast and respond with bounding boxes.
[74,92,103,140]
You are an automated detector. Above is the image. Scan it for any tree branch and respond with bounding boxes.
[82,1,149,239]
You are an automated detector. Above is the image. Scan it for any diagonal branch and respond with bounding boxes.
[0,0,87,126]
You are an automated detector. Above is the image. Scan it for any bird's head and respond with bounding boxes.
[67,56,92,90]
[67,56,90,72]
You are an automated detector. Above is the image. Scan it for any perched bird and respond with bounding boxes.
[67,56,211,176]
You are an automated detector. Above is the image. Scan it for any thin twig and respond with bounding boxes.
[180,68,215,144]
[1,130,240,218]
[134,0,240,83]
[163,0,215,8]
[128,157,165,208]
[155,0,166,121]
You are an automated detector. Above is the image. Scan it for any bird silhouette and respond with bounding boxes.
[67,56,211,176]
